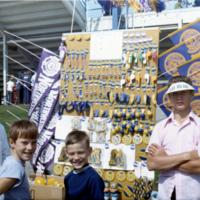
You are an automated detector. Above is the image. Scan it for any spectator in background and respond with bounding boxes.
[15,79,21,104]
[6,77,14,104]
[31,72,36,90]
[22,71,31,104]
[194,0,200,6]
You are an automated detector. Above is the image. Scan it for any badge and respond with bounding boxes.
[116,171,126,182]
[111,134,122,145]
[53,164,64,176]
[105,170,115,182]
[133,134,143,145]
[63,165,72,176]
[122,135,132,145]
[126,171,136,182]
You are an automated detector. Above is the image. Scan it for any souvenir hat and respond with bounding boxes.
[166,81,194,95]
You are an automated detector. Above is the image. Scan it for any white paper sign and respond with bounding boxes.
[90,31,123,60]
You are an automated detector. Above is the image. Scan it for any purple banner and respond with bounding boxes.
[38,80,60,133]
[31,113,59,172]
[29,48,60,172]
[29,49,60,117]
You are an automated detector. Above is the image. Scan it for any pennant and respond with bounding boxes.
[158,42,191,79]
[168,19,200,45]
[177,55,200,93]
[29,48,60,172]
[29,49,60,117]
[31,113,59,172]
[37,80,60,133]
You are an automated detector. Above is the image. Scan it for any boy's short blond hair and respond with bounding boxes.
[65,130,90,148]
[9,120,38,142]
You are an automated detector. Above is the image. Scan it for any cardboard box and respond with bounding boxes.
[30,175,65,200]
[30,184,65,200]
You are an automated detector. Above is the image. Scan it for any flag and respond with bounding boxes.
[29,48,60,172]
[168,19,200,45]
[158,41,192,79]
[177,55,200,93]
[29,49,60,117]
[159,19,200,79]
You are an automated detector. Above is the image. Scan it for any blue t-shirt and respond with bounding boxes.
[0,156,30,200]
[64,165,105,200]
[0,123,10,166]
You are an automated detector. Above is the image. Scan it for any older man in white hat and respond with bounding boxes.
[147,75,200,200]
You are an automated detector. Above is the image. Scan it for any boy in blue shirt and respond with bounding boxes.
[64,130,105,200]
[0,120,38,200]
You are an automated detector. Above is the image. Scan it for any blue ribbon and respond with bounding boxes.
[135,95,141,104]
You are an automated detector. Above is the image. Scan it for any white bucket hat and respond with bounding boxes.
[166,82,194,95]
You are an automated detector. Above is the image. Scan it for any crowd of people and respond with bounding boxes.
[1,75,200,200]
[6,71,36,105]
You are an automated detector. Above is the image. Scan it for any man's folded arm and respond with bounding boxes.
[147,152,191,171]
[178,151,200,173]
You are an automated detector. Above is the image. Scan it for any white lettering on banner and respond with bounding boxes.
[29,72,58,117]
[29,83,48,116]
[37,81,60,132]
[46,113,58,129]
[30,107,41,125]
[38,73,55,87]
[38,89,59,133]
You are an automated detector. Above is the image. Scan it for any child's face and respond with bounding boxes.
[10,137,37,163]
[65,142,92,170]
[169,90,193,112]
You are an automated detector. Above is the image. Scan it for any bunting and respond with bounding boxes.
[158,19,200,116]
[177,55,200,93]
[168,18,200,46]
[158,41,191,79]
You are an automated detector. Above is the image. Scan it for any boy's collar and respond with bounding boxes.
[11,154,26,166]
[73,163,90,174]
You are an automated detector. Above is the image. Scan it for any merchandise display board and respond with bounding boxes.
[55,28,159,199]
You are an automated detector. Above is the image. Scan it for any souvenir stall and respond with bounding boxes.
[53,27,159,200]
